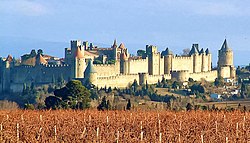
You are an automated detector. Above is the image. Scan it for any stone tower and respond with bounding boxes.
[84,59,97,85]
[205,48,212,71]
[190,44,200,73]
[162,48,173,74]
[218,39,233,67]
[112,39,118,60]
[70,40,85,79]
[147,45,160,75]
[120,52,129,74]
[217,39,235,78]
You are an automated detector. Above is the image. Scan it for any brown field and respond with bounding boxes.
[0,110,249,142]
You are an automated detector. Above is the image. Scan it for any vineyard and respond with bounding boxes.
[0,110,249,142]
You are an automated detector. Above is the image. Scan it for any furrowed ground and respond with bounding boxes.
[0,110,249,142]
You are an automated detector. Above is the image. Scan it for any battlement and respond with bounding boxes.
[129,58,147,63]
[189,70,217,76]
[97,73,138,80]
[20,64,70,69]
[173,55,192,59]
[44,64,70,68]
[171,70,190,73]
[93,63,117,67]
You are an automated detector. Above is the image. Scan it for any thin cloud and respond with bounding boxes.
[0,0,49,16]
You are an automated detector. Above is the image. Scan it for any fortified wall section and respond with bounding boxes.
[9,64,71,92]
[128,58,148,74]
[147,74,171,84]
[171,56,193,73]
[96,74,139,88]
[93,63,120,76]
[189,70,217,82]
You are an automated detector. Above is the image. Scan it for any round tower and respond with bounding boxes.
[218,39,233,67]
[189,44,200,73]
[75,47,85,78]
[171,70,189,82]
[84,60,97,85]
[163,48,173,74]
[70,40,85,79]
[120,52,129,74]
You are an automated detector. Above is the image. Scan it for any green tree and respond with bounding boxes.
[45,80,91,109]
[45,96,62,109]
[190,84,205,94]
[137,50,146,56]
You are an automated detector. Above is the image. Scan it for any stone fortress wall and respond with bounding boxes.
[128,58,148,74]
[93,63,120,77]
[9,64,71,92]
[0,39,235,92]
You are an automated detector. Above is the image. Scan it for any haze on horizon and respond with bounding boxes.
[0,0,249,65]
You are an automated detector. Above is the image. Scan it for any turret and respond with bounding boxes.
[84,60,97,85]
[200,48,207,72]
[120,52,129,74]
[147,45,160,75]
[205,48,212,71]
[112,39,117,49]
[69,40,85,79]
[75,47,85,78]
[162,48,173,74]
[218,39,233,67]
[190,44,200,73]
[217,39,235,79]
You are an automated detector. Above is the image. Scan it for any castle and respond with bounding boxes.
[0,39,235,93]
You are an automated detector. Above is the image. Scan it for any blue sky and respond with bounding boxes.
[0,0,249,65]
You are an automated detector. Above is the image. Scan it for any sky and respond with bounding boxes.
[0,0,249,65]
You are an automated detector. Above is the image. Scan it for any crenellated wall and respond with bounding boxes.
[93,63,120,76]
[189,70,217,82]
[96,74,139,88]
[171,56,193,72]
[128,58,148,74]
[9,64,71,92]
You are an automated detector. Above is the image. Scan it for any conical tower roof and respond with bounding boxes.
[118,43,126,49]
[112,39,117,48]
[199,48,204,54]
[85,60,97,75]
[75,47,84,58]
[221,39,231,51]
[161,48,173,56]
[205,48,210,55]
[189,46,198,55]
